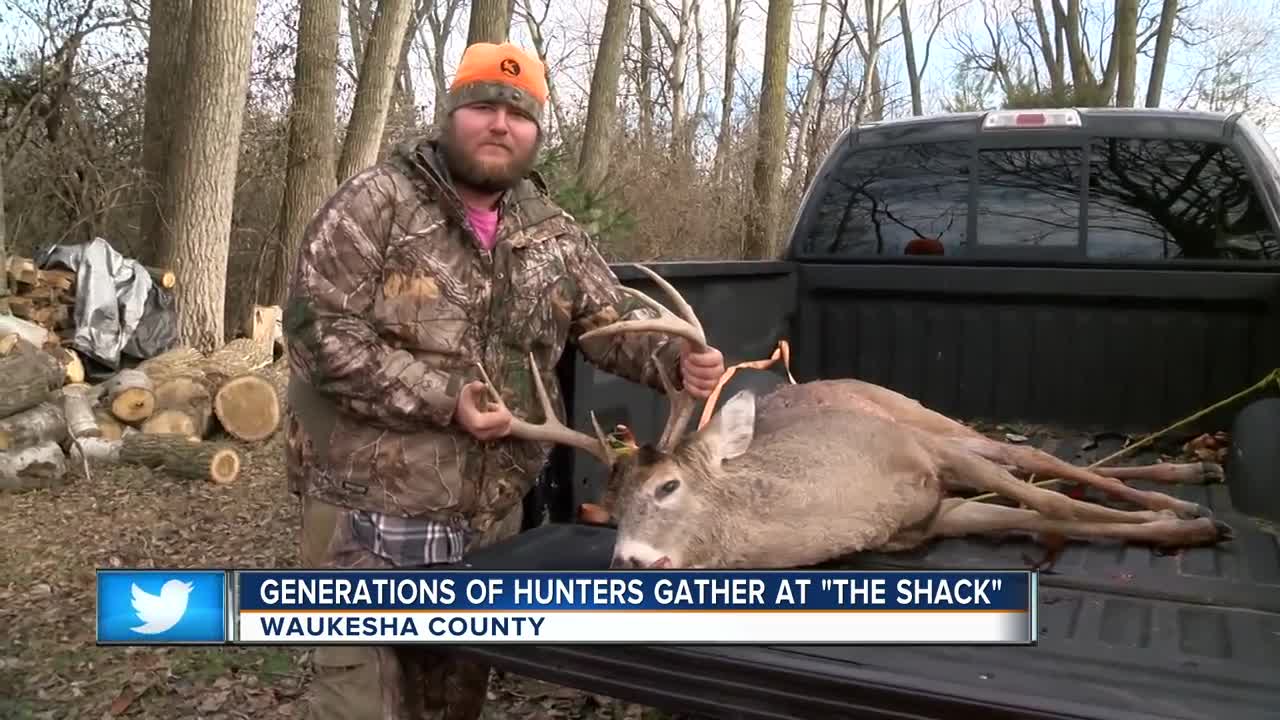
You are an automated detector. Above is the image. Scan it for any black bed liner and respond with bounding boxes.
[452,429,1280,720]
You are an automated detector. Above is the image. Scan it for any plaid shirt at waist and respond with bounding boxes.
[349,510,467,567]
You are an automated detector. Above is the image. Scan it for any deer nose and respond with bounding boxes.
[610,554,639,569]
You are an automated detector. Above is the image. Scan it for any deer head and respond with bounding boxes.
[601,387,759,569]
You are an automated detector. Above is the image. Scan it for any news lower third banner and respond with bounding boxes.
[96,569,1037,645]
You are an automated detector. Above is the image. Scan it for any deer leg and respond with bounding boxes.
[1091,461,1224,485]
[927,498,1232,548]
[939,444,1174,524]
[952,437,1209,519]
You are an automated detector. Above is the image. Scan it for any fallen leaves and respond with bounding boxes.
[1184,431,1231,463]
[0,363,665,720]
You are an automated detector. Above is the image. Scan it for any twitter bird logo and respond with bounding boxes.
[130,579,195,634]
[97,569,226,644]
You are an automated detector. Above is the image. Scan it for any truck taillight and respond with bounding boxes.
[982,109,1081,129]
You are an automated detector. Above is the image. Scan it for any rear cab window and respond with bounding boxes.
[791,110,1280,264]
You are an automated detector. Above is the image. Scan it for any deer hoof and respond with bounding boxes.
[1176,501,1213,520]
[1198,462,1226,483]
[1214,519,1234,541]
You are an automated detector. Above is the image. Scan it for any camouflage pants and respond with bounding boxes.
[299,495,523,720]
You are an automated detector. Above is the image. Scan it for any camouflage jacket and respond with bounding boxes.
[283,137,683,536]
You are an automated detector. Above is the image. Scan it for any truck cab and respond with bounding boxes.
[455,108,1280,720]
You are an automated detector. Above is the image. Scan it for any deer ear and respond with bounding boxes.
[702,389,756,461]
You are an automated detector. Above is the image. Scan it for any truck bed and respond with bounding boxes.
[452,426,1280,720]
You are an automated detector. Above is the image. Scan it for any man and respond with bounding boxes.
[283,42,726,720]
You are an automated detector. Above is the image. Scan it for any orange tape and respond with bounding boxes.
[697,340,796,430]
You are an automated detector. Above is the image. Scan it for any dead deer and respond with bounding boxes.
[476,265,1233,570]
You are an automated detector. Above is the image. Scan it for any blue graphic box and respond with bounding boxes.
[96,569,229,644]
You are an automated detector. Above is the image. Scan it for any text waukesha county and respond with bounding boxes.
[255,575,1005,608]
[256,614,546,638]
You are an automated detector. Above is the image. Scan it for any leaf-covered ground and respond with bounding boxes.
[0,414,671,720]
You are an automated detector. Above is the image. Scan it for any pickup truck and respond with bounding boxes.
[452,107,1280,719]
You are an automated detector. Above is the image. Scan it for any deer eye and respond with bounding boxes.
[656,479,680,498]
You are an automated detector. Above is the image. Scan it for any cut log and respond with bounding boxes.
[137,347,207,400]
[0,333,19,355]
[146,266,176,289]
[0,314,50,347]
[0,401,67,451]
[94,408,126,441]
[71,436,121,464]
[142,376,212,438]
[213,374,281,441]
[0,338,64,418]
[247,304,283,361]
[104,368,155,423]
[49,346,84,384]
[0,440,68,491]
[63,384,101,439]
[201,337,272,384]
[118,434,241,484]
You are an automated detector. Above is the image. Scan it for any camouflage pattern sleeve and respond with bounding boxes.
[284,168,466,431]
[563,228,684,393]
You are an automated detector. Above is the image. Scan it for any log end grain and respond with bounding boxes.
[209,448,241,485]
[214,374,281,442]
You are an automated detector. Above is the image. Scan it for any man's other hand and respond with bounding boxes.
[455,381,513,440]
[680,341,724,400]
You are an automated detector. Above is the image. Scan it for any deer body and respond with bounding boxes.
[611,386,951,569]
[477,264,1233,572]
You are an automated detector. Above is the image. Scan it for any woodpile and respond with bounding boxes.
[0,254,181,385]
[0,303,284,492]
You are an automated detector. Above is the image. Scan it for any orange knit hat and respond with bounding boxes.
[448,42,548,122]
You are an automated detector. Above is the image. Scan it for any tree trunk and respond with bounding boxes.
[638,10,654,142]
[712,0,742,179]
[138,0,193,268]
[577,0,633,192]
[522,3,568,139]
[742,0,794,259]
[466,0,511,44]
[265,0,340,307]
[1112,0,1139,106]
[163,0,259,353]
[1145,0,1178,107]
[0,158,7,298]
[336,0,415,183]
[899,0,921,115]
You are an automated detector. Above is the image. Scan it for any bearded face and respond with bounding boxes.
[440,102,541,194]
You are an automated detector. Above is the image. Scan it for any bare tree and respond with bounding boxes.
[1145,0,1179,106]
[712,0,744,176]
[467,0,512,44]
[162,0,259,351]
[518,0,570,138]
[1,158,6,295]
[419,0,465,123]
[264,0,340,307]
[638,0,695,150]
[1113,0,1139,105]
[577,0,634,192]
[336,0,414,182]
[743,0,795,259]
[138,0,192,266]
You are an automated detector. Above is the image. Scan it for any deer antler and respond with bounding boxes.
[473,354,618,466]
[579,264,708,453]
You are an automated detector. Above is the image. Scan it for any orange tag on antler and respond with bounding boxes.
[697,340,796,430]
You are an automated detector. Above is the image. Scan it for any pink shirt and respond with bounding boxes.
[466,204,500,252]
